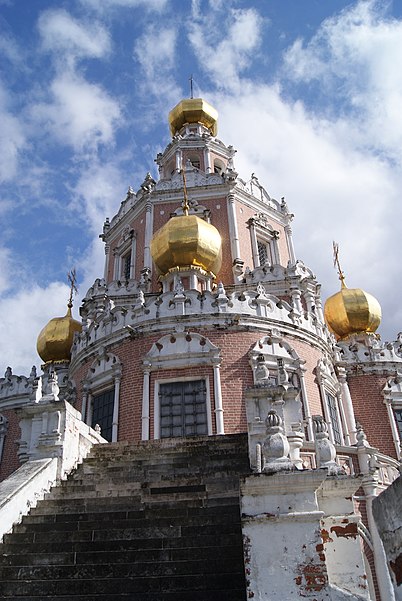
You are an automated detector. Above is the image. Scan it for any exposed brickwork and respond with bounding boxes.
[348,374,396,458]
[0,409,21,482]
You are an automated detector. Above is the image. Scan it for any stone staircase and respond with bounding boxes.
[0,434,250,600]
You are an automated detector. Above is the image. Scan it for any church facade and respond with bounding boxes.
[0,98,401,600]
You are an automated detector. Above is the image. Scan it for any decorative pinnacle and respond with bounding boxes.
[181,167,189,216]
[333,241,346,288]
[67,268,78,309]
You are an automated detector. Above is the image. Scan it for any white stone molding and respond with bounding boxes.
[0,414,8,463]
[382,373,402,459]
[82,349,122,441]
[247,213,280,268]
[0,367,36,410]
[312,415,344,474]
[284,222,296,265]
[112,227,136,281]
[315,357,345,446]
[262,410,293,472]
[337,366,357,445]
[143,331,220,438]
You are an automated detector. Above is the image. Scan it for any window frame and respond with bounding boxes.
[154,376,212,440]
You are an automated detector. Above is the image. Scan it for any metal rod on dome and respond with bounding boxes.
[189,74,194,99]
[67,268,78,308]
[332,241,346,287]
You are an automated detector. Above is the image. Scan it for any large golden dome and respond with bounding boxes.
[37,305,82,364]
[169,98,218,137]
[324,282,381,340]
[150,213,222,276]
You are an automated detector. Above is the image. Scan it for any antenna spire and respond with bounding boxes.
[67,268,78,308]
[332,242,346,287]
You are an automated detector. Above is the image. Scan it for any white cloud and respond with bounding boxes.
[188,4,263,90]
[283,0,402,164]
[0,83,25,183]
[0,281,73,376]
[80,0,167,11]
[30,72,122,151]
[38,8,111,64]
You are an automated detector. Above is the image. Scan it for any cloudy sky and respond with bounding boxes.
[1,0,402,375]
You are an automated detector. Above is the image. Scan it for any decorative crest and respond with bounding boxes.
[332,241,346,287]
[67,268,78,309]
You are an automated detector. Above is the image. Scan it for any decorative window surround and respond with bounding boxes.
[382,374,402,459]
[82,349,122,443]
[247,214,280,268]
[113,227,136,281]
[154,376,212,440]
[0,414,8,463]
[142,331,222,440]
[315,357,346,446]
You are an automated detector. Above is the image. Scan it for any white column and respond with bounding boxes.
[81,386,89,424]
[204,147,212,173]
[130,236,136,279]
[298,370,314,441]
[227,193,241,263]
[383,397,401,459]
[143,200,153,271]
[213,363,224,434]
[104,244,110,280]
[111,376,120,442]
[141,368,151,440]
[249,221,260,268]
[175,149,182,172]
[338,368,357,445]
[284,223,296,264]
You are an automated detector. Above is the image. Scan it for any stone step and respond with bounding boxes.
[0,572,246,596]
[1,532,242,556]
[0,554,240,580]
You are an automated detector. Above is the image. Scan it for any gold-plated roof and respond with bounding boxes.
[324,282,382,340]
[150,213,222,276]
[168,98,218,137]
[37,306,82,364]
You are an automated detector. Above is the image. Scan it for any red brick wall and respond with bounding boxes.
[348,374,396,459]
[0,409,21,482]
[71,329,326,444]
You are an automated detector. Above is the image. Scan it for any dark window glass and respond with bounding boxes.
[122,252,131,280]
[159,380,208,438]
[257,240,272,265]
[92,388,114,442]
[326,392,342,445]
[394,409,402,438]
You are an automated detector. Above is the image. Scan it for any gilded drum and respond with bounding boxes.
[37,307,82,363]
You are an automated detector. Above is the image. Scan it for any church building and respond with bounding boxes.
[0,97,401,600]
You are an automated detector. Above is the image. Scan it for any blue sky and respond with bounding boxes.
[1,0,402,374]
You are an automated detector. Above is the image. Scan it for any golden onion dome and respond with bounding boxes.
[324,281,382,340]
[37,305,82,364]
[169,98,218,137]
[150,213,222,276]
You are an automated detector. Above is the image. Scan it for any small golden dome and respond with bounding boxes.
[324,282,382,340]
[37,305,82,364]
[169,98,218,137]
[150,214,222,276]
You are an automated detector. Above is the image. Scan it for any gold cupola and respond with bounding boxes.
[37,271,82,364]
[150,168,222,278]
[324,244,381,340]
[168,98,218,137]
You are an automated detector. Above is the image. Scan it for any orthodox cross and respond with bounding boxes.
[332,241,345,286]
[67,268,78,308]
